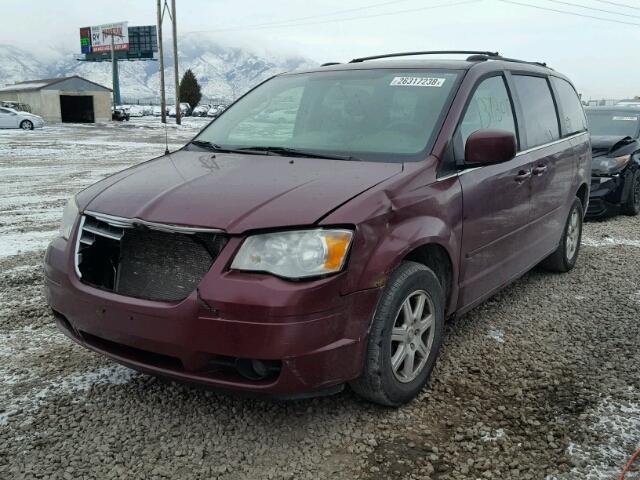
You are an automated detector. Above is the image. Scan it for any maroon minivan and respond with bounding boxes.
[44,51,591,405]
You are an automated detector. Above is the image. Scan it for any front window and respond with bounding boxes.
[193,69,462,162]
[586,110,640,138]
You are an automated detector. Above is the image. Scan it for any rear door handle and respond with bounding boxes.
[533,165,548,176]
[515,170,532,183]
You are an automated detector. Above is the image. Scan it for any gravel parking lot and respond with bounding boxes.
[1,119,638,480]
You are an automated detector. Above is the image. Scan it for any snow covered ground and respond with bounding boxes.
[0,117,209,258]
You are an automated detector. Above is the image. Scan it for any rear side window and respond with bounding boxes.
[459,76,517,147]
[551,77,587,136]
[512,75,560,149]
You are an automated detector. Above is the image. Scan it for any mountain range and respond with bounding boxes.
[0,35,316,103]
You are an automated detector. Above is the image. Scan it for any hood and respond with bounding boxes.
[79,150,402,233]
[590,135,635,156]
[21,112,42,120]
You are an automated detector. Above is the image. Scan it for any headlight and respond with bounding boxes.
[593,154,631,174]
[59,197,79,240]
[231,229,353,279]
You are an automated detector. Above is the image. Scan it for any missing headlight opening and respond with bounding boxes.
[76,214,228,301]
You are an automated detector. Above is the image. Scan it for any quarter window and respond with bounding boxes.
[551,77,586,136]
[459,76,517,147]
[512,75,560,149]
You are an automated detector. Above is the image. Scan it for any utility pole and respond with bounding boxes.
[171,0,181,125]
[157,0,167,123]
[109,33,121,108]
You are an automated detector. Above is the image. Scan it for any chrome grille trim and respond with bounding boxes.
[85,210,226,235]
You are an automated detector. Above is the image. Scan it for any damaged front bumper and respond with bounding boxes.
[43,228,381,398]
[587,173,629,219]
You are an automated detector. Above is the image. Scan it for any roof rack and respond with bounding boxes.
[349,51,499,63]
[348,50,550,69]
[320,62,341,67]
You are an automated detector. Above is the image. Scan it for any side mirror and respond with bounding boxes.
[464,129,516,165]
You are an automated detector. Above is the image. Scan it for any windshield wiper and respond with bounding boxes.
[235,146,362,161]
[189,140,247,153]
[190,141,361,161]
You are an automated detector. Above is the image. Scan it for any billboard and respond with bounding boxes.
[79,22,129,54]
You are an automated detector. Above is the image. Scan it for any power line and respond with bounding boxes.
[187,0,416,34]
[593,0,640,11]
[498,0,640,26]
[545,0,640,19]
[184,0,482,34]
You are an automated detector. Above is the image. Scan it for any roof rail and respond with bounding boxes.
[468,53,550,69]
[348,50,550,69]
[320,62,341,67]
[349,51,500,63]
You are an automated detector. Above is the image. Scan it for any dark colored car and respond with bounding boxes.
[585,106,640,218]
[44,51,591,406]
[112,108,130,122]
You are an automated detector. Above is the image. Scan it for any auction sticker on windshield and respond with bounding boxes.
[390,77,446,87]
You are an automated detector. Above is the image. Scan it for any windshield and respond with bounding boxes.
[586,110,640,138]
[193,69,462,162]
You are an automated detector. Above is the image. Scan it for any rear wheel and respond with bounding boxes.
[350,261,445,406]
[540,197,583,272]
[622,169,640,216]
[20,120,33,130]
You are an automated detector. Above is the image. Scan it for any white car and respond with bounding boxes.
[192,105,211,117]
[128,105,145,117]
[0,107,44,130]
[152,106,163,116]
[168,103,191,118]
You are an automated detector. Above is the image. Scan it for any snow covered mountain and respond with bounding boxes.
[0,35,316,102]
[0,45,50,85]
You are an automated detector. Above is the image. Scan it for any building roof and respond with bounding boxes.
[0,76,112,93]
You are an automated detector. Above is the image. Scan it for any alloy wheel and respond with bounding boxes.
[565,208,580,261]
[21,121,33,130]
[390,290,436,383]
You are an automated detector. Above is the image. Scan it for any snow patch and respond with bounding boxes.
[487,327,505,344]
[582,237,640,248]
[0,364,138,425]
[0,230,57,257]
[482,428,507,442]
[555,393,640,480]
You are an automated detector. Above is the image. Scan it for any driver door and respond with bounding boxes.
[456,75,535,309]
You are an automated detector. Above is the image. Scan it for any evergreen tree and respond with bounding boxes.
[179,69,202,110]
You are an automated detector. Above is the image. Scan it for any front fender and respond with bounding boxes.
[324,173,463,314]
[345,215,460,312]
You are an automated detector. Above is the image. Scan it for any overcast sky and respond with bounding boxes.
[2,0,639,99]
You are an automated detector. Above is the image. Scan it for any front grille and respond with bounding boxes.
[76,213,227,301]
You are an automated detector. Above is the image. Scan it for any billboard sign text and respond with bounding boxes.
[79,22,129,54]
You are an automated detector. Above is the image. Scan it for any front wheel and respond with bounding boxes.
[622,169,640,216]
[540,197,584,272]
[20,120,33,130]
[350,261,445,406]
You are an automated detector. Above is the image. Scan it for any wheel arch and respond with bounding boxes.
[576,182,589,211]
[402,243,453,313]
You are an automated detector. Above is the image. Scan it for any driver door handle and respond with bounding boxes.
[515,170,532,183]
[533,165,548,176]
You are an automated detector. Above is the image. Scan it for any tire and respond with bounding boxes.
[540,197,584,273]
[350,261,445,406]
[20,120,33,130]
[621,169,640,216]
